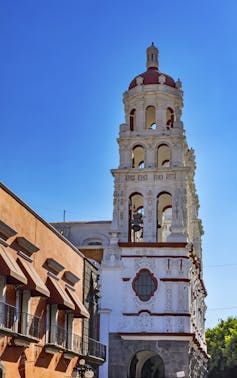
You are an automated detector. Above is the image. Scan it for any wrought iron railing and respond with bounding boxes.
[49,324,67,348]
[0,301,17,332]
[0,302,41,339]
[67,333,82,354]
[20,312,41,339]
[88,337,106,360]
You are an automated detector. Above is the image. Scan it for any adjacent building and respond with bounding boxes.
[0,182,106,377]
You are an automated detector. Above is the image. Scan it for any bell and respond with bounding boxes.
[131,224,141,232]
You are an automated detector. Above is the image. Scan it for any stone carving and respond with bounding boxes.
[158,74,166,84]
[137,312,153,332]
[133,294,155,310]
[174,187,187,227]
[165,317,173,332]
[154,174,164,181]
[118,317,130,330]
[174,105,182,123]
[166,173,176,180]
[136,76,144,86]
[177,284,185,311]
[177,317,185,332]
[102,249,121,268]
[165,284,173,311]
[134,257,154,270]
[175,78,182,89]
[154,341,171,360]
[164,258,172,275]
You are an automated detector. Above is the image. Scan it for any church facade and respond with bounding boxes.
[53,43,208,378]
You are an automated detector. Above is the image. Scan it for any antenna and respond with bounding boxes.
[63,209,66,222]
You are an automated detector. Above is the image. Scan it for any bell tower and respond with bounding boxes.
[99,44,208,378]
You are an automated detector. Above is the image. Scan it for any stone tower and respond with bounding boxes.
[99,44,208,378]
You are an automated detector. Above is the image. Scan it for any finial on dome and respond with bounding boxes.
[146,42,159,70]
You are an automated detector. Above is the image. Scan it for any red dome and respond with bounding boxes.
[129,67,176,90]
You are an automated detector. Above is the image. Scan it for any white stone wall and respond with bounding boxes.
[100,246,192,333]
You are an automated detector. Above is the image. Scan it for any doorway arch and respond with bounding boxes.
[128,350,165,378]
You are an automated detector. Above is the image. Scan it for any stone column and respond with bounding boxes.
[143,190,154,242]
[136,100,145,131]
[167,187,187,242]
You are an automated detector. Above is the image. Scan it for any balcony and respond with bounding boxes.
[0,301,42,345]
[45,325,83,357]
[87,337,106,361]
[0,301,17,334]
[18,312,41,339]
[63,332,83,359]
[67,333,82,354]
[48,324,67,348]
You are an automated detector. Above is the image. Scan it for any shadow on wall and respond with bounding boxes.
[35,349,53,368]
[1,344,23,363]
[55,353,70,372]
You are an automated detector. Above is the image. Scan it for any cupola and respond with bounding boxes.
[128,43,176,90]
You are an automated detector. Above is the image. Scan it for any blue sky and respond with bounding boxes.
[1,0,237,329]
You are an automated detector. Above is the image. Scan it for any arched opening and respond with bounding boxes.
[145,106,156,129]
[166,107,174,129]
[129,193,144,242]
[132,145,145,168]
[157,144,170,168]
[130,109,136,131]
[128,350,165,378]
[157,192,172,242]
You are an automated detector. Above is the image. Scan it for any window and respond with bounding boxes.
[157,192,172,242]
[132,269,158,301]
[157,144,170,168]
[130,109,136,131]
[166,107,174,128]
[132,145,145,168]
[145,106,156,129]
[128,193,144,242]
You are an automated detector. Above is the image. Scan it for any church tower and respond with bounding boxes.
[99,44,208,378]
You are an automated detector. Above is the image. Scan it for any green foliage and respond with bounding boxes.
[206,317,237,377]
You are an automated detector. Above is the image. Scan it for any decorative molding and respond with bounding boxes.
[44,258,64,274]
[160,278,190,283]
[123,312,191,317]
[119,242,187,248]
[62,270,80,286]
[0,238,9,247]
[17,251,33,262]
[133,292,156,310]
[122,254,189,259]
[119,332,195,342]
[0,221,17,239]
[134,256,155,271]
[136,311,153,332]
[165,283,173,311]
[16,237,39,255]
[47,271,59,281]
